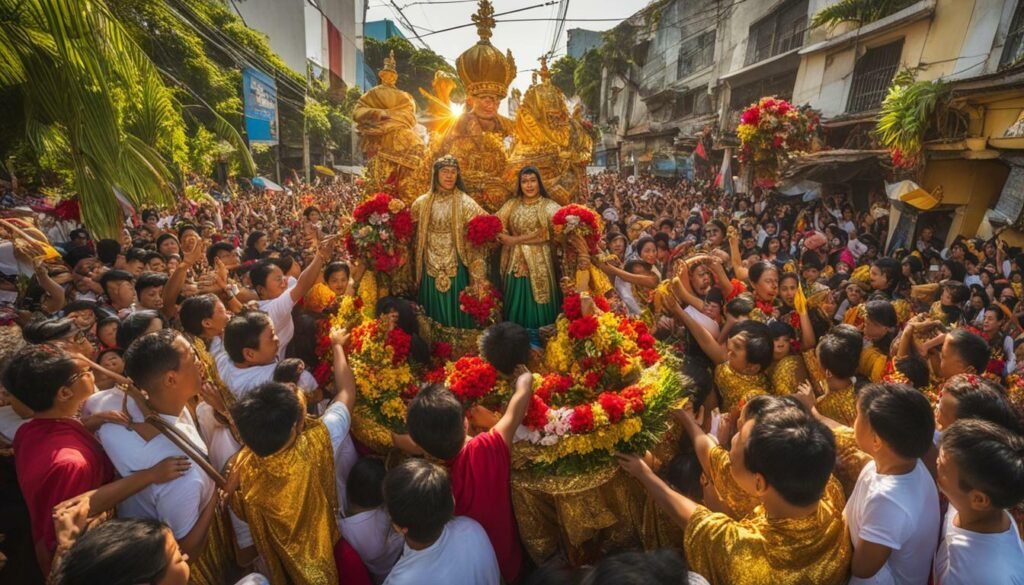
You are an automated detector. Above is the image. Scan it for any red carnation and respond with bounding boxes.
[447,356,499,404]
[568,315,599,339]
[387,327,411,365]
[593,295,610,312]
[432,341,453,361]
[524,395,550,429]
[621,386,645,414]
[391,210,414,239]
[562,294,583,320]
[569,404,594,433]
[537,373,572,401]
[466,214,503,247]
[740,107,760,126]
[641,348,660,366]
[312,361,332,385]
[598,392,627,423]
[583,371,602,388]
[606,348,630,369]
[636,332,656,350]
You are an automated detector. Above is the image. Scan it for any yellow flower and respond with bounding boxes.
[380,397,407,422]
[529,417,643,464]
[388,198,406,213]
[591,404,609,427]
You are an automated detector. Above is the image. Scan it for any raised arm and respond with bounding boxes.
[289,236,334,302]
[617,452,700,529]
[662,290,728,365]
[492,369,534,453]
[330,328,356,412]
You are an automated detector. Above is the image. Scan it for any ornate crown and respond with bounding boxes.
[379,50,398,87]
[434,154,460,169]
[455,1,517,98]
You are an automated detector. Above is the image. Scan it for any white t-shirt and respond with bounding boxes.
[339,508,404,584]
[845,460,941,585]
[211,336,316,399]
[684,304,720,339]
[258,278,298,361]
[195,401,241,473]
[384,517,499,585]
[934,507,1024,585]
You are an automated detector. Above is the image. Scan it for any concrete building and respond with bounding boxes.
[365,19,406,41]
[567,28,602,59]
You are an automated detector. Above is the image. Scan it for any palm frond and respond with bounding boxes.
[812,0,919,29]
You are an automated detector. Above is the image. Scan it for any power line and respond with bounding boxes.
[419,2,557,38]
[548,0,570,57]
[388,0,433,49]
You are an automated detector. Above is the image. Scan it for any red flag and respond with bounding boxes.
[327,22,342,79]
[695,140,708,160]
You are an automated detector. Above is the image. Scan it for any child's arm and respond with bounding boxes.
[617,452,699,529]
[492,369,534,453]
[330,328,356,413]
[674,402,716,474]
[77,456,192,515]
[666,294,727,365]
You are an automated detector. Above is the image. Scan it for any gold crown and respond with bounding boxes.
[456,1,517,98]
[379,50,398,86]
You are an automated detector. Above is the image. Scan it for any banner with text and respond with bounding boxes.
[243,67,278,146]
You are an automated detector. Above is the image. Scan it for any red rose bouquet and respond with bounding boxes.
[552,204,601,254]
[343,193,414,272]
[736,97,820,188]
[459,283,503,327]
[466,214,503,249]
[445,356,511,408]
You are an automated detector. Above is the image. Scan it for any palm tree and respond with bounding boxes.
[0,0,253,238]
[811,0,919,30]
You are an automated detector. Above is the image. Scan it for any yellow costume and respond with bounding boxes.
[684,477,851,585]
[831,425,873,499]
[705,445,759,520]
[354,51,427,204]
[231,420,341,585]
[816,386,857,427]
[714,362,770,412]
[767,354,808,396]
[857,345,889,383]
[496,195,562,330]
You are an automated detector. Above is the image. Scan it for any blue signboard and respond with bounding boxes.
[243,67,278,145]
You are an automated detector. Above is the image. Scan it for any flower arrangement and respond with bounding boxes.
[514,294,685,475]
[343,192,414,272]
[466,214,503,249]
[459,283,503,327]
[736,97,820,188]
[552,204,602,254]
[445,356,511,409]
[312,295,372,390]
[346,316,418,431]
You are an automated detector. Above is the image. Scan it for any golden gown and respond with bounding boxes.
[705,445,759,520]
[857,345,889,383]
[767,355,808,395]
[496,197,561,305]
[816,385,857,427]
[230,420,341,585]
[429,112,513,212]
[684,477,851,585]
[831,426,873,499]
[714,362,770,412]
[412,188,487,293]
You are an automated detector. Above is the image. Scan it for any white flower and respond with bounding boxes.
[565,215,581,230]
[368,213,387,226]
[539,434,560,446]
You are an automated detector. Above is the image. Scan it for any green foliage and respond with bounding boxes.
[550,55,578,97]
[574,49,603,117]
[600,25,636,80]
[364,36,461,108]
[811,0,919,29]
[875,69,950,168]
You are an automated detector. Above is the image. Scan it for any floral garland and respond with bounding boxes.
[343,192,414,272]
[459,284,503,327]
[736,97,820,188]
[312,295,372,389]
[445,356,511,409]
[552,204,601,254]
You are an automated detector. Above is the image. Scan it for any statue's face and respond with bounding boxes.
[438,166,458,190]
[472,94,500,119]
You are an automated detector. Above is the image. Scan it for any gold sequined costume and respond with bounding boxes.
[496,196,562,305]
[714,362,770,412]
[767,354,808,396]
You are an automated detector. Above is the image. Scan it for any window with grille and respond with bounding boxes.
[677,30,716,80]
[1001,1,1024,69]
[847,40,904,113]
[745,0,809,65]
[729,71,798,109]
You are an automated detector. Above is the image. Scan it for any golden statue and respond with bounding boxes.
[419,70,460,139]
[505,56,592,205]
[424,0,516,212]
[353,50,426,204]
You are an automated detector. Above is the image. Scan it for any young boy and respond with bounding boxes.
[845,383,940,584]
[383,459,499,585]
[405,370,534,583]
[228,326,370,585]
[810,324,864,426]
[934,419,1024,584]
[134,271,168,313]
[618,394,850,585]
[341,458,404,584]
[215,311,316,399]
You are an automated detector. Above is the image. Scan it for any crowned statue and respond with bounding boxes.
[424,0,516,213]
[505,57,592,206]
[412,155,490,329]
[353,50,427,205]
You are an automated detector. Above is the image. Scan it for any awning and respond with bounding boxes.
[333,165,366,175]
[781,149,890,183]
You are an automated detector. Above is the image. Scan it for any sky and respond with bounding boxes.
[365,0,654,103]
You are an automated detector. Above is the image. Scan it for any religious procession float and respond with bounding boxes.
[312,1,693,563]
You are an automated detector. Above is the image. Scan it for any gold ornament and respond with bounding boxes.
[456,0,517,99]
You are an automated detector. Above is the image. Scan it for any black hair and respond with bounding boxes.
[246,230,266,251]
[176,224,198,240]
[743,407,836,507]
[230,382,303,457]
[584,549,688,585]
[123,329,184,392]
[864,299,897,353]
[634,236,656,257]
[766,319,795,341]
[99,269,134,295]
[206,241,236,267]
[375,297,430,364]
[652,232,670,248]
[22,317,77,344]
[141,209,159,223]
[748,261,778,284]
[51,518,171,585]
[224,312,272,364]
[942,280,971,305]
[303,206,319,219]
[659,449,704,501]
[249,259,278,291]
[155,233,178,252]
[134,271,168,296]
[858,383,935,459]
[799,250,823,271]
[383,459,453,543]
[730,320,773,370]
[940,419,1024,509]
[125,247,148,264]
[347,457,387,510]
[515,165,551,199]
[406,383,466,460]
[871,257,902,292]
[272,358,305,385]
[96,239,122,265]
[1,344,78,411]
[725,295,754,318]
[942,377,1023,435]
[271,255,295,275]
[624,258,652,273]
[893,355,930,389]
[658,218,675,230]
[818,325,864,379]
[179,294,219,337]
[324,261,350,283]
[945,328,990,374]
[117,310,164,350]
[142,251,164,265]
[480,321,532,376]
[63,299,99,316]
[943,260,967,282]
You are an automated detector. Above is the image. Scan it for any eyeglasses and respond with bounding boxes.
[65,368,93,387]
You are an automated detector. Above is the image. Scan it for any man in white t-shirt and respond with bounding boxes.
[844,384,940,585]
[249,238,331,360]
[933,419,1024,585]
[383,459,499,585]
[86,330,250,579]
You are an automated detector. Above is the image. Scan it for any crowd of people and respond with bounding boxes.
[0,169,1022,585]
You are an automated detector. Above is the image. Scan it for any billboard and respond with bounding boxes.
[243,67,278,145]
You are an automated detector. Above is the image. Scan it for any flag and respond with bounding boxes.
[694,140,708,160]
[716,147,734,195]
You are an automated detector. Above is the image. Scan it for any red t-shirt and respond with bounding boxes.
[13,418,115,573]
[448,430,522,582]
